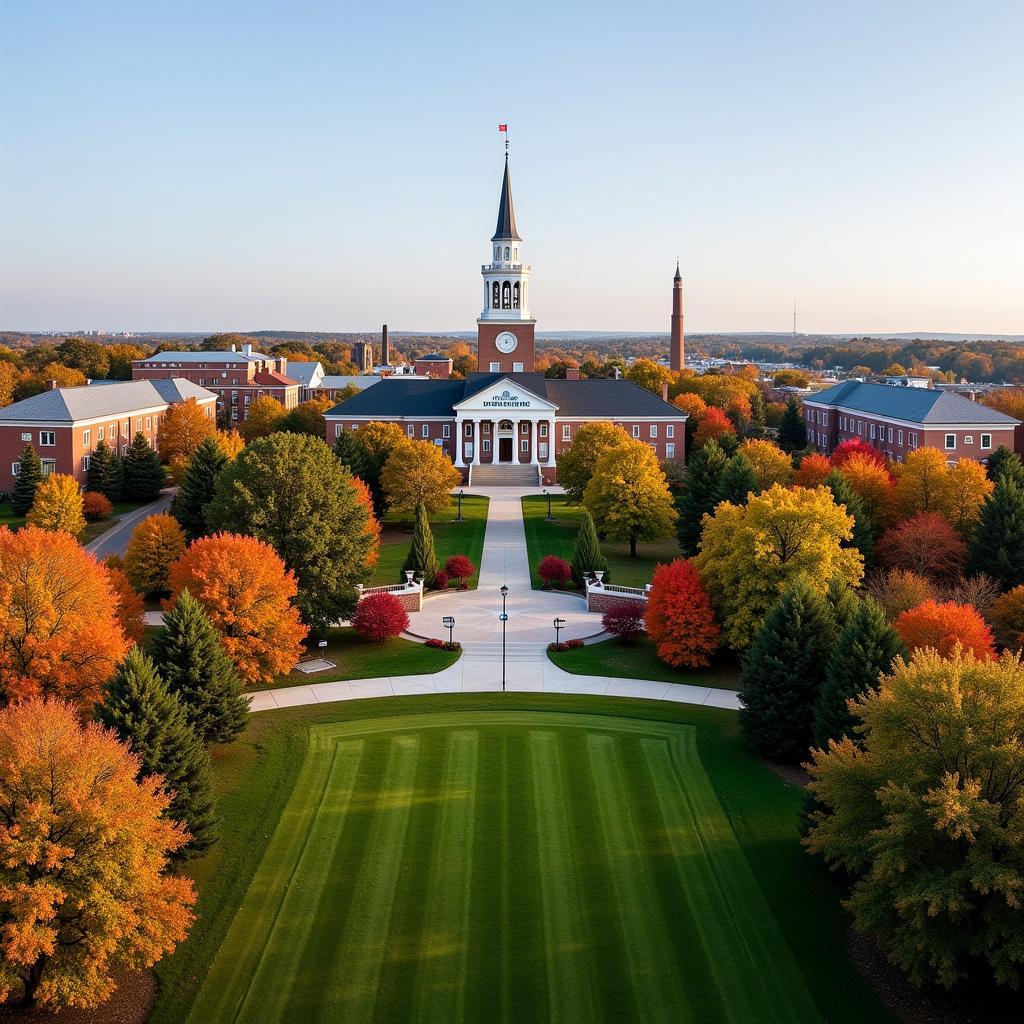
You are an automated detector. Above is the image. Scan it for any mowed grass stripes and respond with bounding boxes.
[188,711,823,1024]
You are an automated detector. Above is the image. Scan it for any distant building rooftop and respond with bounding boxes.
[806,380,1019,425]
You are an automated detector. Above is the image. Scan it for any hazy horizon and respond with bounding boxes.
[2,2,1022,336]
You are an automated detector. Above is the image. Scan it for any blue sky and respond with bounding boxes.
[1,0,1022,334]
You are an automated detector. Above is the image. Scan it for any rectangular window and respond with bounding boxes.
[887,427,893,442]
[823,414,828,427]
[483,422,491,434]
[465,422,473,437]
[20,432,31,442]
[539,443,549,461]
[521,439,528,452]
[82,455,90,472]
[964,435,974,445]
[82,429,91,446]
[858,420,864,435]
[539,423,548,437]
[422,424,429,438]
[649,425,657,438]
[489,362,500,372]
[442,424,450,439]
[146,416,151,430]
[98,426,104,441]
[521,422,529,434]
[513,361,524,373]
[981,433,992,449]
[944,433,956,450]
[11,463,19,476]
[897,429,903,445]
[351,424,358,431]
[666,424,674,438]
[39,431,55,446]
[562,425,571,441]
[910,432,918,448]
[407,424,415,437]
[632,425,640,438]
[41,459,56,477]
[483,439,491,453]
[335,424,342,438]
[665,442,676,459]
[870,424,876,440]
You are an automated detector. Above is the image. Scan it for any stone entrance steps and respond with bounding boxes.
[468,464,540,486]
[462,641,545,664]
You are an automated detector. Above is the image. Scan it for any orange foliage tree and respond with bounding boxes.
[692,406,735,449]
[837,452,896,531]
[0,527,128,706]
[982,388,1024,421]
[865,568,937,621]
[793,453,832,489]
[123,513,186,594]
[875,511,967,581]
[990,585,1024,651]
[894,600,996,660]
[352,476,381,568]
[167,532,308,686]
[644,559,720,668]
[830,438,888,470]
[106,565,145,644]
[0,699,194,1009]
[157,398,216,467]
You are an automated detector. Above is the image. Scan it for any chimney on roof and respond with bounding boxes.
[661,382,669,402]
[230,343,237,353]
[243,344,253,356]
[47,379,58,391]
[382,324,390,366]
[613,366,622,380]
[565,367,580,380]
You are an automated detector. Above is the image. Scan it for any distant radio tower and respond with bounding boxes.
[792,299,797,336]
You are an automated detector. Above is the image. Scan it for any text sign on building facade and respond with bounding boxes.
[482,389,533,409]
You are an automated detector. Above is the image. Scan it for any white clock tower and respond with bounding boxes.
[477,150,536,373]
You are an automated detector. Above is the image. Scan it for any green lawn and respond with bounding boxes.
[0,499,148,543]
[521,495,680,589]
[371,494,489,588]
[550,636,742,691]
[152,695,893,1024]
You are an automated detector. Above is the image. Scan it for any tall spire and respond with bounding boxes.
[491,153,521,242]
[674,258,682,281]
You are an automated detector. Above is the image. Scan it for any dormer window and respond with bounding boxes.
[504,246,510,259]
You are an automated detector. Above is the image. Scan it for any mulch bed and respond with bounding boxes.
[0,970,154,1024]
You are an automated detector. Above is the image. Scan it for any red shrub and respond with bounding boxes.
[445,554,475,589]
[433,570,450,590]
[601,601,646,641]
[82,490,114,520]
[352,592,410,643]
[831,438,888,470]
[645,559,720,668]
[538,555,572,588]
[876,511,967,581]
[793,454,832,489]
[894,599,995,660]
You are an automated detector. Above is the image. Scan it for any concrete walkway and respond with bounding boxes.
[248,485,741,714]
[86,488,176,558]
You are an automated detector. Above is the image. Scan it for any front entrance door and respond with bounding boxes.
[498,437,513,462]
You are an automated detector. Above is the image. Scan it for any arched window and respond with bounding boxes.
[512,282,520,309]
[494,247,499,261]
[499,420,513,431]
[504,246,510,260]
[502,281,511,309]
[513,248,518,261]
[492,282,500,308]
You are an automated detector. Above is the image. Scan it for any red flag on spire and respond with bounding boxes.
[498,124,508,132]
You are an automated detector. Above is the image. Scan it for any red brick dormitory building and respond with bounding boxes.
[325,150,688,485]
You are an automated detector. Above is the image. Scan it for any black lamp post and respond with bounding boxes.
[499,585,509,691]
[442,615,455,645]
[455,489,465,523]
[553,617,565,647]
[543,488,553,521]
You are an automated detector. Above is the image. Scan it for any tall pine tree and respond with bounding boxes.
[11,443,43,516]
[122,432,166,501]
[96,646,218,859]
[87,438,123,501]
[967,472,1024,590]
[825,576,860,632]
[152,590,249,744]
[571,508,609,586]
[984,445,1022,484]
[778,397,808,453]
[813,596,904,747]
[172,435,226,541]
[739,575,838,762]
[677,439,728,556]
[713,451,757,506]
[400,502,438,587]
[823,469,875,564]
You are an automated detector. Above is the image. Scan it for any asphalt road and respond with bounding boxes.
[85,489,177,559]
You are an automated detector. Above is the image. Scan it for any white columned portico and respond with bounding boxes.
[529,419,538,464]
[471,418,481,465]
[546,419,556,466]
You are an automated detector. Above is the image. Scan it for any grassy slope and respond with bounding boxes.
[521,495,679,589]
[550,636,742,691]
[151,695,893,1024]
[0,499,147,542]
[370,494,489,588]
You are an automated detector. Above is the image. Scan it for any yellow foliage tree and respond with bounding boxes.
[214,429,245,459]
[158,398,215,465]
[0,361,15,408]
[123,513,186,594]
[583,439,678,556]
[738,438,794,490]
[696,483,864,649]
[671,373,759,407]
[239,395,286,442]
[354,420,409,460]
[625,358,675,396]
[25,473,85,536]
[895,446,948,516]
[555,421,631,503]
[937,457,993,535]
[380,439,461,516]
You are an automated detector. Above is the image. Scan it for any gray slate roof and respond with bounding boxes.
[0,379,216,423]
[284,361,323,387]
[138,350,266,364]
[492,155,521,242]
[807,380,1019,425]
[325,372,685,419]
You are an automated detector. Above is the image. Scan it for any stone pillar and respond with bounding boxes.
[453,414,465,467]
[471,419,481,465]
[529,418,539,464]
[546,420,557,466]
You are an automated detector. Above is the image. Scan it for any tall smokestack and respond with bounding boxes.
[670,261,685,372]
[382,324,390,366]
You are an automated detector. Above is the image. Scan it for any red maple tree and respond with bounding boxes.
[876,511,967,581]
[601,601,646,641]
[645,559,720,668]
[830,438,889,471]
[445,554,475,589]
[352,592,410,643]
[538,555,572,589]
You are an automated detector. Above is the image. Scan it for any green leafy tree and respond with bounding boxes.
[56,337,110,380]
[570,508,608,586]
[813,597,904,747]
[777,397,807,453]
[332,429,370,478]
[206,433,375,631]
[967,472,1024,590]
[823,469,875,564]
[95,646,218,859]
[122,432,165,502]
[677,440,728,557]
[400,502,438,587]
[712,451,757,506]
[151,590,249,744]
[86,438,123,501]
[739,575,838,762]
[171,435,227,542]
[11,443,42,516]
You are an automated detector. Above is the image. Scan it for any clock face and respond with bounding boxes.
[495,331,518,354]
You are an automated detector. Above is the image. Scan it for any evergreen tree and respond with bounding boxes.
[151,590,249,744]
[400,502,438,587]
[813,597,904,748]
[87,438,123,501]
[713,451,757,505]
[676,440,728,556]
[777,397,808,453]
[96,646,218,859]
[332,429,369,477]
[967,473,1024,590]
[171,435,226,541]
[11,443,43,516]
[570,508,609,586]
[122,432,166,502]
[825,576,860,632]
[984,445,1022,484]
[739,575,838,762]
[823,469,875,563]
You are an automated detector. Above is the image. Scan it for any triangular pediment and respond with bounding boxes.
[454,377,558,413]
